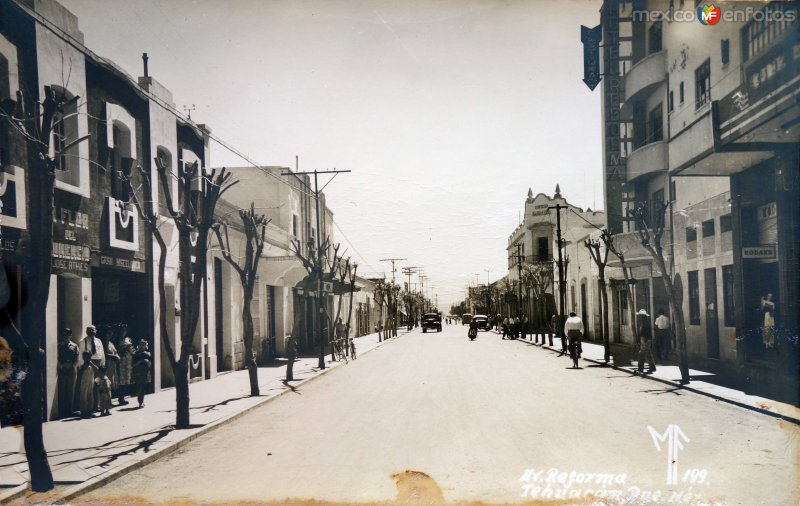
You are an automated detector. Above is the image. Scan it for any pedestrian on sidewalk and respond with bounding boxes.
[654,309,671,361]
[76,351,97,418]
[57,328,79,419]
[520,314,528,340]
[94,366,112,416]
[564,312,584,369]
[117,332,134,405]
[502,316,509,339]
[132,340,152,408]
[102,326,119,403]
[636,309,656,374]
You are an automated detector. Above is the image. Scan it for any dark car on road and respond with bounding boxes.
[422,313,442,333]
[472,314,489,331]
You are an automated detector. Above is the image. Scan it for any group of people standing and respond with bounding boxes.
[499,314,527,340]
[57,324,152,420]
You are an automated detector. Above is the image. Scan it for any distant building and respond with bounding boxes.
[506,186,605,338]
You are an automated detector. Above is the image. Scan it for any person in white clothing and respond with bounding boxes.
[654,309,671,360]
[563,312,584,369]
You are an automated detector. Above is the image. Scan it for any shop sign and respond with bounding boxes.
[92,253,145,273]
[742,245,776,259]
[52,241,91,276]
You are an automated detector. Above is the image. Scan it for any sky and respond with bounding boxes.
[59,0,605,311]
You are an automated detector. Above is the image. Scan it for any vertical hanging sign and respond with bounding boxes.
[581,24,602,91]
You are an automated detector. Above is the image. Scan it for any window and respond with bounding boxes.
[688,270,700,325]
[648,102,663,143]
[702,219,715,238]
[292,215,298,237]
[721,39,730,65]
[686,227,697,243]
[619,288,629,325]
[668,90,674,112]
[722,265,735,327]
[110,123,132,202]
[537,236,548,261]
[52,89,80,185]
[670,180,677,200]
[695,59,711,108]
[679,82,685,104]
[741,2,799,63]
[651,189,664,222]
[648,21,663,54]
[720,214,732,233]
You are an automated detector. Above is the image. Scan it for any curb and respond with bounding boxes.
[513,336,800,426]
[6,332,405,505]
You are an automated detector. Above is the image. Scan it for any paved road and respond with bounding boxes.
[78,325,798,505]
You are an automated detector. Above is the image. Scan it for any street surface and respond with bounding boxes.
[77,325,798,505]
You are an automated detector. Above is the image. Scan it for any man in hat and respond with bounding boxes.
[636,309,656,374]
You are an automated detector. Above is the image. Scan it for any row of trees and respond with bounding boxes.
[1,85,357,492]
[582,203,690,384]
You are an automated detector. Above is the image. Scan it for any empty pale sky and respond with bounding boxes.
[59,0,604,310]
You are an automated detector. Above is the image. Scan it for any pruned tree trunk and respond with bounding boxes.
[242,286,259,396]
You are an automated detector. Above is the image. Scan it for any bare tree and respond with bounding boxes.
[345,263,358,355]
[630,201,690,384]
[213,203,271,396]
[600,227,642,361]
[584,238,611,363]
[125,154,236,428]
[291,236,333,366]
[522,261,555,345]
[0,87,90,491]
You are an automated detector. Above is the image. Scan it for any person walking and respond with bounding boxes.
[654,309,671,361]
[132,340,151,408]
[57,328,79,418]
[636,309,656,374]
[564,312,584,369]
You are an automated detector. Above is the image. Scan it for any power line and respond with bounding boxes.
[10,0,323,201]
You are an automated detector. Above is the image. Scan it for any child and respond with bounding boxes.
[94,366,112,416]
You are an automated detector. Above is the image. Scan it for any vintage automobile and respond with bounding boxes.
[472,314,490,331]
[461,313,473,325]
[421,312,442,333]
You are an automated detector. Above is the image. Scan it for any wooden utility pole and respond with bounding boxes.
[548,203,568,337]
[281,168,351,369]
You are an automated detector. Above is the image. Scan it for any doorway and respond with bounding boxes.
[704,268,720,359]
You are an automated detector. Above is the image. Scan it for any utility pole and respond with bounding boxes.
[402,266,420,324]
[515,243,524,318]
[281,167,351,370]
[484,268,492,316]
[548,203,567,339]
[380,258,406,284]
[419,275,427,313]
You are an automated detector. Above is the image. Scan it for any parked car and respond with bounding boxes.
[421,312,442,333]
[462,313,473,325]
[472,314,489,331]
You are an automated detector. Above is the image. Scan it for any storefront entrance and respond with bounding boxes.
[91,269,150,353]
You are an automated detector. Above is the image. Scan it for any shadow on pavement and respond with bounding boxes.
[193,395,252,414]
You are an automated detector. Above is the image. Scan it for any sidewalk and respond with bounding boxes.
[0,330,402,503]
[507,331,800,424]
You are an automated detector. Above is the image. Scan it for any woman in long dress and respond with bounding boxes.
[761,293,776,348]
[76,352,97,418]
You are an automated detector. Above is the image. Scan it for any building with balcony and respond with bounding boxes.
[598,0,798,401]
